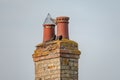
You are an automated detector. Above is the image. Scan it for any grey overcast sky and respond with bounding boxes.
[0,0,120,80]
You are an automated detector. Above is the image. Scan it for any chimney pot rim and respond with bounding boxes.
[43,24,55,26]
[56,16,69,19]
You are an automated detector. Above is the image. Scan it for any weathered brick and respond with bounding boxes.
[61,73,70,78]
[69,61,74,66]
[33,40,80,80]
[61,65,70,70]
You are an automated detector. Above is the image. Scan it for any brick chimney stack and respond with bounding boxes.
[43,13,55,42]
[56,16,69,39]
[33,14,81,80]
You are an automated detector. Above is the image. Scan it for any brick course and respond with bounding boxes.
[33,40,80,80]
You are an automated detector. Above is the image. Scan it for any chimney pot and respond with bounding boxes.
[43,14,55,42]
[56,16,69,39]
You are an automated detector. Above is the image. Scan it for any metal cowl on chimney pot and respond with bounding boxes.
[43,13,55,42]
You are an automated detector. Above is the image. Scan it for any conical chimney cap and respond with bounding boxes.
[43,13,55,25]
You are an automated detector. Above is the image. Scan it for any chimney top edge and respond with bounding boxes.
[56,16,69,19]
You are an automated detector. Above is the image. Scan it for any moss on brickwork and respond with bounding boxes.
[32,39,81,58]
[33,39,80,80]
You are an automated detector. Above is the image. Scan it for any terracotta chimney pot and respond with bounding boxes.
[56,16,69,39]
[43,14,55,42]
